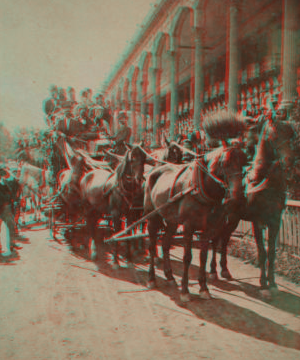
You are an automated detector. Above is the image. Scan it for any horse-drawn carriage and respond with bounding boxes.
[39,109,299,302]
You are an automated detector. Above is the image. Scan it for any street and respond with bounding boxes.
[0,225,300,360]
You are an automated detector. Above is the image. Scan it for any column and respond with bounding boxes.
[281,0,298,112]
[137,79,145,142]
[150,66,160,148]
[169,47,178,140]
[193,26,204,130]
[227,0,239,111]
[129,87,137,143]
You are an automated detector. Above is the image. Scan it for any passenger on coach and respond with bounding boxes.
[77,109,93,129]
[110,111,131,152]
[80,90,89,107]
[96,118,110,137]
[95,93,105,107]
[66,87,78,111]
[84,88,94,107]
[42,84,59,126]
[74,90,89,117]
[57,88,68,108]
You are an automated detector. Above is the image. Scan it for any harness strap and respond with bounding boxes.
[169,165,189,199]
[192,159,217,204]
[103,172,115,197]
[104,185,195,244]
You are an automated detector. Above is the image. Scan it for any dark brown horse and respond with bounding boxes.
[80,144,147,267]
[209,119,298,300]
[144,141,248,302]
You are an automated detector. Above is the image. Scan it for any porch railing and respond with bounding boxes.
[234,200,300,258]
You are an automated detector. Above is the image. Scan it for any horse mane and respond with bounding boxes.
[203,109,246,141]
[205,143,247,175]
[250,121,280,181]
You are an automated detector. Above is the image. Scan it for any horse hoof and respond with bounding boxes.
[13,243,23,249]
[221,271,233,280]
[260,289,272,301]
[199,290,212,300]
[89,251,97,261]
[270,286,279,296]
[167,279,177,288]
[147,281,156,289]
[112,263,120,270]
[1,251,12,257]
[180,293,191,303]
[208,273,218,281]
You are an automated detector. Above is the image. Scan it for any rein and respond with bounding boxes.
[170,141,200,158]
[114,148,142,208]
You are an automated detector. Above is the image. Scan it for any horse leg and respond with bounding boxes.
[124,217,134,269]
[112,216,122,269]
[147,216,160,289]
[253,222,268,290]
[209,236,219,281]
[180,225,194,302]
[85,211,98,261]
[199,239,211,299]
[162,223,177,286]
[219,233,233,280]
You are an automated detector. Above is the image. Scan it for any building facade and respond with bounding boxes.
[102,0,300,147]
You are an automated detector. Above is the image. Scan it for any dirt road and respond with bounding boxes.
[1,226,300,360]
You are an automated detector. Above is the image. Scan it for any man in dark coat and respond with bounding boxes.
[42,85,59,126]
[110,111,132,154]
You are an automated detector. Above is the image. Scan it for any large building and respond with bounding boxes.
[102,0,300,147]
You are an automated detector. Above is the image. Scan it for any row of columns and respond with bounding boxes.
[110,0,298,145]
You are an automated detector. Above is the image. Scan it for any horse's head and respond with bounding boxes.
[118,144,147,189]
[165,142,183,164]
[209,141,247,213]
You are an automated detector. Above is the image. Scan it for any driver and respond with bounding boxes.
[110,111,132,153]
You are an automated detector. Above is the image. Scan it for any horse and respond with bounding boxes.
[209,119,298,300]
[144,141,248,302]
[149,136,183,165]
[80,144,147,267]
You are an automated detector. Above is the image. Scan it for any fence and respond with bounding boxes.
[233,200,300,258]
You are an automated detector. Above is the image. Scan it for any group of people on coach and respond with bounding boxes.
[42,85,132,152]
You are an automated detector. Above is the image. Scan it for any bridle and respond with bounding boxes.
[116,147,144,207]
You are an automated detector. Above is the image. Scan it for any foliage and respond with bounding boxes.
[0,122,14,160]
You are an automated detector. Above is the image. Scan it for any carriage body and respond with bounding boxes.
[86,136,113,160]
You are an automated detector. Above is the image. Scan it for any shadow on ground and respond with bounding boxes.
[60,239,300,352]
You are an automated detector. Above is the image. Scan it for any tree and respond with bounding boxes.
[0,122,14,160]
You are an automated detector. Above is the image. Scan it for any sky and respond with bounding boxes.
[0,0,156,132]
